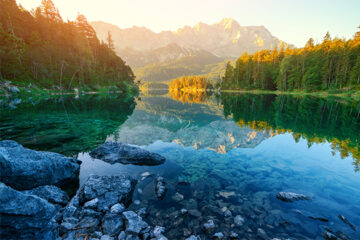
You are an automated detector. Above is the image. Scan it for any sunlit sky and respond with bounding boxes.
[17,0,359,47]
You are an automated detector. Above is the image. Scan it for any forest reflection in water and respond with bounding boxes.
[166,90,360,172]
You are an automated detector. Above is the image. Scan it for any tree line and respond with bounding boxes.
[0,0,135,90]
[169,75,212,91]
[221,29,360,91]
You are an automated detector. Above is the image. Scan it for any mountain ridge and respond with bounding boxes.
[91,18,292,60]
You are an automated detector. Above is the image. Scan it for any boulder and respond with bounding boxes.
[102,213,123,236]
[89,141,165,166]
[0,140,80,190]
[276,192,311,202]
[22,185,69,206]
[0,182,58,239]
[79,175,137,210]
[122,211,148,235]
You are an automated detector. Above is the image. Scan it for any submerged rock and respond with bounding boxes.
[0,182,58,239]
[213,232,224,239]
[276,192,311,202]
[322,231,339,240]
[0,140,80,190]
[186,235,202,240]
[22,185,69,206]
[203,219,215,232]
[155,176,167,200]
[339,215,356,231]
[234,215,245,226]
[89,141,165,166]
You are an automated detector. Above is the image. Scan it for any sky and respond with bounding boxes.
[17,0,360,47]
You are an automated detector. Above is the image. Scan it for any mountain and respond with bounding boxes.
[117,43,206,67]
[134,50,228,83]
[91,18,291,60]
[91,18,292,83]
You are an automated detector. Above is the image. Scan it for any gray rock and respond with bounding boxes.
[118,231,126,240]
[339,215,356,231]
[0,140,80,190]
[224,209,232,217]
[234,215,245,226]
[189,209,202,217]
[322,231,339,240]
[102,213,124,236]
[111,203,126,214]
[172,192,184,202]
[79,175,136,210]
[84,198,99,209]
[101,235,114,240]
[186,235,201,240]
[23,185,69,206]
[257,228,268,239]
[276,192,311,202]
[0,182,58,239]
[213,232,224,239]
[229,231,239,239]
[152,226,165,238]
[125,235,140,240]
[155,176,167,200]
[77,216,100,229]
[89,142,165,166]
[122,211,148,235]
[180,208,188,215]
[203,219,215,232]
[7,86,20,93]
[136,207,147,217]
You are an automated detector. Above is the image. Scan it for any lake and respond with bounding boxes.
[1,92,359,239]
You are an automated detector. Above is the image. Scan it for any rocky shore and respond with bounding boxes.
[0,140,358,240]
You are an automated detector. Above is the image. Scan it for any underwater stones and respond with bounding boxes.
[257,228,269,239]
[0,140,80,190]
[224,209,232,218]
[155,176,167,200]
[186,235,202,240]
[181,208,188,215]
[89,141,166,166]
[338,215,356,231]
[172,192,184,202]
[0,182,58,239]
[213,232,224,239]
[22,185,69,206]
[218,191,236,198]
[229,231,239,239]
[322,231,339,240]
[189,209,202,218]
[203,219,215,232]
[276,192,311,202]
[122,211,148,235]
[234,215,245,227]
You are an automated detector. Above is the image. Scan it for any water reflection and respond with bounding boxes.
[0,94,136,155]
[1,92,360,239]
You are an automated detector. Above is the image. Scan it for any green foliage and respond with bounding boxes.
[220,30,360,91]
[0,0,135,89]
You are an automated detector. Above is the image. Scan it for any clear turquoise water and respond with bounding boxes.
[1,93,359,239]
